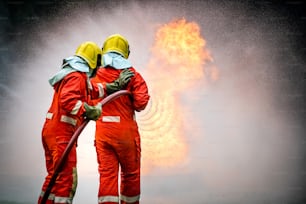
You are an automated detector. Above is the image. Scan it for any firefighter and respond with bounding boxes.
[38,41,134,204]
[92,34,150,204]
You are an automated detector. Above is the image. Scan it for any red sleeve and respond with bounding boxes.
[89,70,108,105]
[90,81,108,99]
[129,70,150,112]
[59,72,87,117]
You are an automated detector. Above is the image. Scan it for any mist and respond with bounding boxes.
[0,1,304,204]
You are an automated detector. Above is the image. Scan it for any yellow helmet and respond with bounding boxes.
[75,41,102,69]
[102,34,130,59]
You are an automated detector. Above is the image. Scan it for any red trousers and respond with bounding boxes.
[95,123,141,204]
[38,134,77,204]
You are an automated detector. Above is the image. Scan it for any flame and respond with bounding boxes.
[138,18,216,173]
[151,18,213,88]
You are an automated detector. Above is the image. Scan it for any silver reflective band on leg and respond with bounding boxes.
[54,196,73,203]
[102,116,120,122]
[98,195,119,203]
[60,115,77,126]
[120,194,140,203]
[40,191,55,200]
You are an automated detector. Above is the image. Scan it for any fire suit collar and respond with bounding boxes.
[48,56,90,87]
[102,52,132,69]
[48,67,76,86]
[64,56,90,72]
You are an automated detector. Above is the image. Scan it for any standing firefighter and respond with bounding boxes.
[92,34,150,204]
[38,41,134,204]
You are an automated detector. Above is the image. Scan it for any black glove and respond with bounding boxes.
[106,69,134,94]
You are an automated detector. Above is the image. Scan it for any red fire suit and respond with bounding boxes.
[38,71,105,204]
[92,67,150,204]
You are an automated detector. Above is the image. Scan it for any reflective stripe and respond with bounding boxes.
[120,194,140,203]
[102,116,120,122]
[60,115,77,126]
[98,195,119,203]
[46,113,77,126]
[40,191,55,200]
[40,191,72,203]
[54,196,72,203]
[97,83,105,98]
[70,167,77,198]
[87,78,93,90]
[46,112,53,119]
[70,100,82,115]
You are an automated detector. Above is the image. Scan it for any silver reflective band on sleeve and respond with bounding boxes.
[46,112,53,119]
[98,195,119,203]
[70,100,82,115]
[102,116,120,122]
[120,194,140,203]
[60,115,77,126]
[54,196,73,203]
[87,78,93,90]
[97,83,104,98]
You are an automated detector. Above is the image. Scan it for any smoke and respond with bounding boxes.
[0,1,304,203]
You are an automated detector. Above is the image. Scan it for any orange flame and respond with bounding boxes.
[138,18,217,173]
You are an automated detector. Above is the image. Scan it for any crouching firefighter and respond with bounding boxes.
[38,41,134,204]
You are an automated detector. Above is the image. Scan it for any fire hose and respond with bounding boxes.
[40,90,131,204]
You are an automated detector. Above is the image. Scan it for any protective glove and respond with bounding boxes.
[106,69,134,94]
[84,102,102,120]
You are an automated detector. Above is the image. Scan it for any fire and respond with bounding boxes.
[138,18,216,173]
[151,18,213,89]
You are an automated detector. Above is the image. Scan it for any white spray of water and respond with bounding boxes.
[0,1,302,203]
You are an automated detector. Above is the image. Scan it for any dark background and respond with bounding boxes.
[0,0,305,203]
[2,0,305,123]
